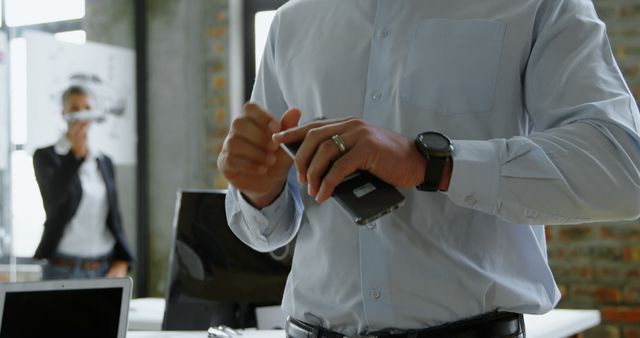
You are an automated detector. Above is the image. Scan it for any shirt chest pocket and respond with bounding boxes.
[400,19,506,115]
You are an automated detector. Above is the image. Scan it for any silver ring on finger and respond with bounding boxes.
[331,134,348,155]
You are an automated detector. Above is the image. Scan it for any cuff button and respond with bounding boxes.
[464,194,477,206]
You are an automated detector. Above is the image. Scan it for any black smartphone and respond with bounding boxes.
[280,140,405,225]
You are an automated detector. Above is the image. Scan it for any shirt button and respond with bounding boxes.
[371,91,382,101]
[367,222,377,230]
[465,194,477,206]
[370,289,381,299]
[378,29,389,39]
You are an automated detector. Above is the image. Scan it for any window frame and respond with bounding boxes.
[8,20,83,38]
[0,0,10,258]
[242,0,288,102]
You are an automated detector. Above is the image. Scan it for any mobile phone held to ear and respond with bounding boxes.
[280,140,405,225]
[64,110,106,123]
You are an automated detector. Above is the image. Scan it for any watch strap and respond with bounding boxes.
[415,132,453,192]
[419,155,447,192]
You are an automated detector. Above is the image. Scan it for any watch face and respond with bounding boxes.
[420,132,451,152]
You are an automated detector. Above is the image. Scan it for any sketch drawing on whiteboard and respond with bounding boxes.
[26,32,136,165]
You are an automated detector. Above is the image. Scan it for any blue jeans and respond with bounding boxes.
[42,252,111,280]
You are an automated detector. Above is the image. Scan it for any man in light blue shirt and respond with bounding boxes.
[217,0,640,337]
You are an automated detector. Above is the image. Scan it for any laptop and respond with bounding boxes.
[0,277,132,338]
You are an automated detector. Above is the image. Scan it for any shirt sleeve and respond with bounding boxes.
[445,0,640,225]
[225,11,304,251]
[226,175,304,253]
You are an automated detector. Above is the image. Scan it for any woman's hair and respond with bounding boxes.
[61,85,88,107]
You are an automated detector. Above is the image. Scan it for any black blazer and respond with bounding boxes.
[32,146,135,262]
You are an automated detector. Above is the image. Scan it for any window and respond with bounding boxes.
[9,37,26,145]
[9,30,86,146]
[5,0,84,27]
[8,36,46,257]
[242,0,288,102]
[4,1,85,258]
[9,28,85,256]
[1,1,7,257]
[10,150,44,257]
[254,11,276,71]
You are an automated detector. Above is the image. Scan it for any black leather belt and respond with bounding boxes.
[49,257,108,270]
[285,312,525,338]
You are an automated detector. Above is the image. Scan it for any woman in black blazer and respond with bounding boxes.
[33,86,134,279]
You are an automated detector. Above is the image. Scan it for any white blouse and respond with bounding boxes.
[54,137,115,258]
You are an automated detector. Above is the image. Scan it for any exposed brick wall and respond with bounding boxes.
[593,0,640,103]
[548,221,640,336]
[204,2,231,190]
[145,0,230,296]
[548,1,640,337]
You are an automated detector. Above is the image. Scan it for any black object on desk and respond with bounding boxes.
[162,189,292,330]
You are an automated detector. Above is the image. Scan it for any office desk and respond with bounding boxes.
[128,299,600,338]
[525,309,601,338]
[128,329,283,338]
[129,298,165,330]
[0,263,42,282]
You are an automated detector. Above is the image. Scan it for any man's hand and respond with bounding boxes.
[217,103,301,208]
[67,121,90,160]
[273,118,428,203]
[106,260,128,278]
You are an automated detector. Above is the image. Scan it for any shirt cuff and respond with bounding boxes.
[445,139,503,215]
[235,184,291,236]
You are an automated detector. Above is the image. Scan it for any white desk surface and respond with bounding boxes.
[128,329,283,338]
[128,298,600,338]
[129,298,165,331]
[525,309,601,338]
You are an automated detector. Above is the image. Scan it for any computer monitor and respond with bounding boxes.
[162,189,292,330]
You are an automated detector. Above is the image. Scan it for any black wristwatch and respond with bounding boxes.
[415,132,454,192]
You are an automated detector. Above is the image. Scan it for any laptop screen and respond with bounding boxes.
[0,287,122,338]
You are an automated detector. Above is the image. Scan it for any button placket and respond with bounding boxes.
[356,1,396,325]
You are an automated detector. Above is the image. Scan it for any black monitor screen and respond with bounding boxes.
[1,288,122,338]
[163,190,292,330]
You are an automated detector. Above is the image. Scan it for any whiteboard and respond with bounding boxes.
[25,32,137,165]
[0,31,8,169]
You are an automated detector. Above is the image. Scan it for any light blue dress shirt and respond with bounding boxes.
[226,0,640,335]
